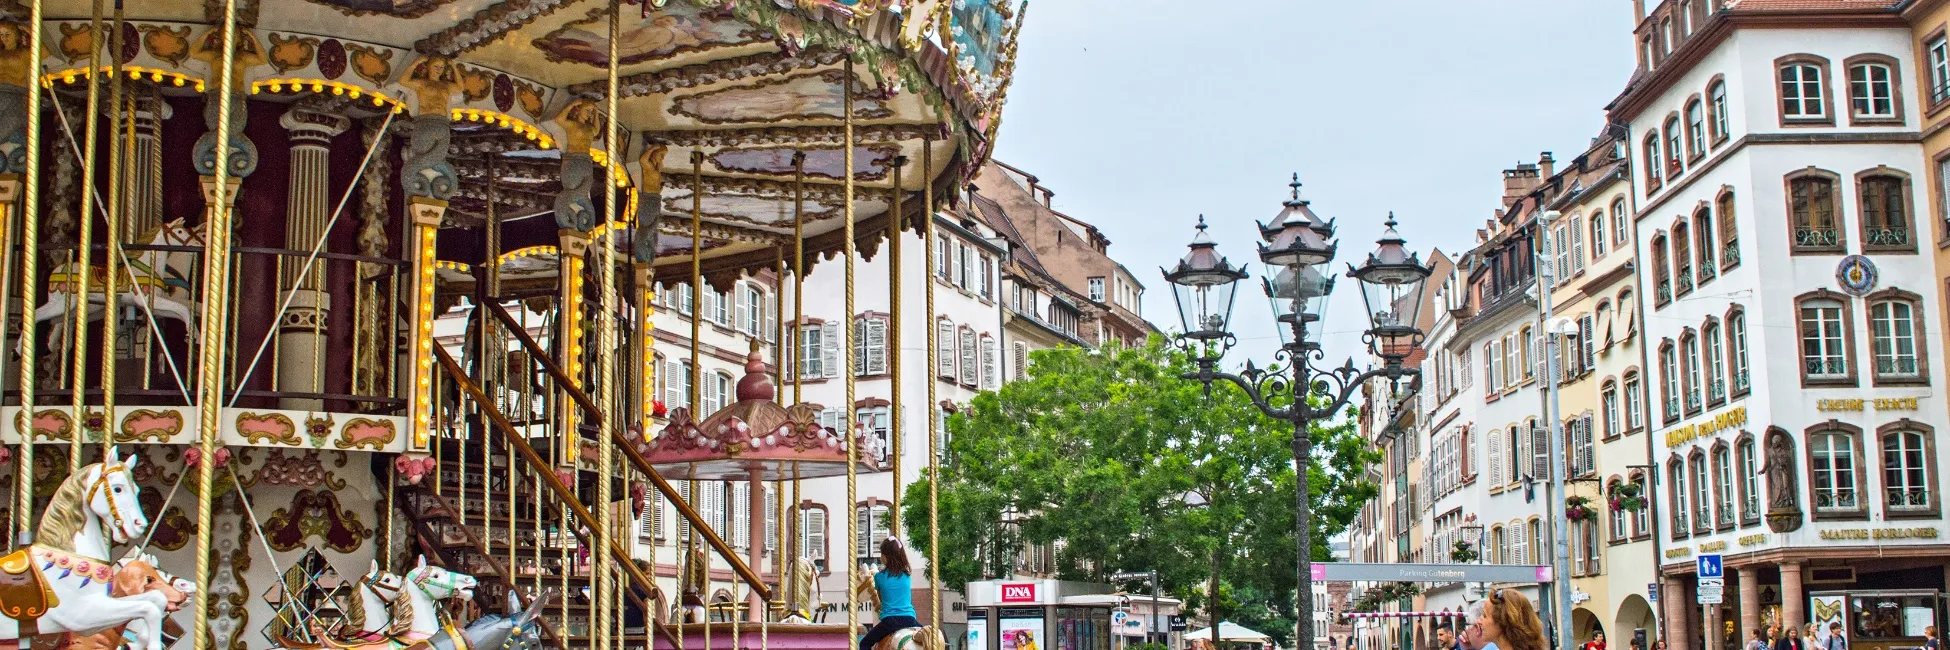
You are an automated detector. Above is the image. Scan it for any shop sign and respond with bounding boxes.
[1698,540,1727,552]
[1665,406,1747,448]
[1000,583,1038,603]
[1818,527,1939,540]
[1665,547,1693,559]
[1738,533,1768,547]
[1816,397,1921,412]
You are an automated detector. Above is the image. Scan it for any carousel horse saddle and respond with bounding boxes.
[0,548,56,620]
[878,627,938,650]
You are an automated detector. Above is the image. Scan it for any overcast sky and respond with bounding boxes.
[989,0,1640,384]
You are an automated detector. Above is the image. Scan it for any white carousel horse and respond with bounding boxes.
[673,546,708,624]
[56,555,195,650]
[339,561,407,642]
[0,449,173,650]
[34,218,206,355]
[273,556,480,650]
[779,557,822,624]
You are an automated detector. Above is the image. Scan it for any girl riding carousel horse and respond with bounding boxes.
[856,538,920,650]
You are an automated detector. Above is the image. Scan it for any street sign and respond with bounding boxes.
[1697,554,1723,578]
[1698,577,1725,604]
[1170,616,1188,632]
[1648,583,1659,603]
[1314,563,1554,584]
[1110,571,1151,582]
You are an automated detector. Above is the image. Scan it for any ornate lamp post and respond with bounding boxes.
[1163,177,1433,650]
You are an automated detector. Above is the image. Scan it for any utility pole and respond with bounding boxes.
[1536,211,1574,650]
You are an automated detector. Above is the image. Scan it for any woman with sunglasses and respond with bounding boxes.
[1473,589,1547,650]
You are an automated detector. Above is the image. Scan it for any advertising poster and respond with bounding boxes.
[1001,614,1044,650]
[970,626,986,650]
[1809,595,1846,648]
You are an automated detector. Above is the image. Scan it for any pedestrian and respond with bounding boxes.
[1628,640,1642,650]
[857,538,921,650]
[1474,589,1546,650]
[1440,625,1462,650]
[1748,629,1769,650]
[623,560,654,635]
[1825,623,1848,650]
[1923,627,1939,650]
[1774,624,1805,650]
[1584,631,1607,650]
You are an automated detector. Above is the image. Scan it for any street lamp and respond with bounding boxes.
[1163,176,1434,650]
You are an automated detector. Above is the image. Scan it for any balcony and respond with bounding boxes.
[1685,392,1702,412]
[1722,241,1741,269]
[1673,513,1688,533]
[1876,357,1920,378]
[1733,369,1750,392]
[1806,358,1848,377]
[1717,506,1733,526]
[1657,281,1673,305]
[1664,400,1680,421]
[1814,489,1859,511]
[1708,379,1725,402]
[1865,227,1911,247]
[1888,488,1931,510]
[1743,496,1759,521]
[1795,227,1841,248]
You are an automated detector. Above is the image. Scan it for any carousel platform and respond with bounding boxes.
[653,623,862,650]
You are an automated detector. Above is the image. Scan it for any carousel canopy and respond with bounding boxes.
[634,341,883,481]
[23,0,1023,286]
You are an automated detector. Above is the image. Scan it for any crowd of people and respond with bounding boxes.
[1429,591,1948,650]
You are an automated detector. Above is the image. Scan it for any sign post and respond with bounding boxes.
[1112,570,1163,644]
[1697,555,1724,605]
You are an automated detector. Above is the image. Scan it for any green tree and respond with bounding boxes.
[903,337,1380,648]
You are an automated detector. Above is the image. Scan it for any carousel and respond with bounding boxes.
[0,0,1021,648]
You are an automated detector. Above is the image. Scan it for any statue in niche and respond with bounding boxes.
[1761,428,1803,533]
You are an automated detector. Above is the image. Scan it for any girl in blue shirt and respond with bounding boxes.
[859,538,921,650]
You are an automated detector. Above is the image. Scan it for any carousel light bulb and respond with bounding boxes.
[128,70,139,79]
[269,82,283,92]
[150,72,163,82]
[312,82,324,92]
[332,85,345,96]
[61,73,75,84]
[349,89,362,98]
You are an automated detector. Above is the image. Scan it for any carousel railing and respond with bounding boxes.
[432,343,683,650]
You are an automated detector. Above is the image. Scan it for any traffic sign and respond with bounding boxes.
[1698,577,1724,604]
[1697,554,1723,578]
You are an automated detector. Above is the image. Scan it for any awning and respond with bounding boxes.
[1182,622,1271,641]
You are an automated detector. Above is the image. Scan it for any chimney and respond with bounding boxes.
[1501,161,1542,208]
[1539,151,1555,179]
[1042,188,1054,208]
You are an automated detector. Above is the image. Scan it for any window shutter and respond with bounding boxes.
[1571,220,1586,273]
[982,337,998,390]
[1533,335,1547,380]
[960,329,978,385]
[855,507,872,560]
[937,321,956,378]
[1513,520,1528,564]
[665,360,682,407]
[765,489,778,551]
[1489,432,1502,484]
[764,293,778,342]
[870,505,891,549]
[654,492,666,540]
[854,318,869,376]
[1581,415,1596,475]
[734,483,750,549]
[678,482,692,542]
[638,500,654,541]
[1013,342,1028,379]
[822,321,841,379]
[738,287,754,334]
[805,509,826,560]
[1581,315,1596,369]
[868,319,888,375]
[1531,424,1550,480]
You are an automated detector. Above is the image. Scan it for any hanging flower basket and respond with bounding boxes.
[1566,495,1596,522]
[1608,482,1646,513]
[1450,539,1478,564]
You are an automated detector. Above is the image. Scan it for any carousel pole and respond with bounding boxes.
[886,155,903,538]
[70,0,105,475]
[688,147,703,650]
[595,1,623,646]
[192,0,245,644]
[921,135,939,628]
[842,54,858,650]
[786,152,804,620]
[99,1,128,468]
[11,0,47,548]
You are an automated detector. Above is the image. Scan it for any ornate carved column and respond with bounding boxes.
[275,107,350,409]
[552,99,599,457]
[635,144,666,433]
[398,55,458,452]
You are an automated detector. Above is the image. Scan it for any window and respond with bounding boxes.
[798,506,827,563]
[1718,191,1740,270]
[1570,217,1586,274]
[1931,36,1950,105]
[1729,309,1751,395]
[1779,59,1829,121]
[980,335,998,390]
[1669,459,1689,537]
[1602,382,1619,438]
[1485,342,1499,391]
[1489,525,1505,564]
[1858,173,1914,250]
[958,327,978,386]
[1643,134,1663,190]
[1847,60,1897,120]
[1704,323,1725,404]
[979,255,993,298]
[1691,453,1710,531]
[1503,334,1517,387]
[936,320,955,378]
[1709,80,1730,143]
[1694,207,1717,281]
[934,235,950,279]
[1714,445,1735,527]
[1608,479,1628,541]
[856,407,891,463]
[1613,198,1630,246]
[1088,277,1105,302]
[1571,415,1595,477]
[1488,428,1503,485]
[1624,372,1643,430]
[1590,211,1607,258]
[1012,341,1027,380]
[1659,343,1680,423]
[799,321,840,380]
[1682,333,1702,413]
[1686,99,1706,158]
[738,284,764,335]
[1939,159,1950,237]
[1528,520,1544,566]
[667,360,695,412]
[1664,116,1684,177]
[854,316,888,376]
[1520,326,1535,381]
[1508,426,1525,484]
[1672,222,1693,296]
[1809,428,1861,514]
[1798,294,1852,384]
[1678,0,1693,35]
[1553,224,1571,281]
[703,371,732,414]
[1739,437,1760,522]
[1881,429,1932,513]
[1580,314,1596,371]
[676,283,696,316]
[1789,173,1843,252]
[1651,234,1671,305]
[709,288,731,327]
[1869,294,1924,382]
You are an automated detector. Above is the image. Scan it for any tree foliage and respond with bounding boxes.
[902,337,1380,648]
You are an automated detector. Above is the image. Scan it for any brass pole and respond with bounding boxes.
[99,3,128,466]
[596,1,623,645]
[193,0,245,645]
[922,135,939,630]
[13,0,47,549]
[842,55,858,650]
[790,153,803,406]
[688,147,703,650]
[70,0,105,475]
[887,155,903,539]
